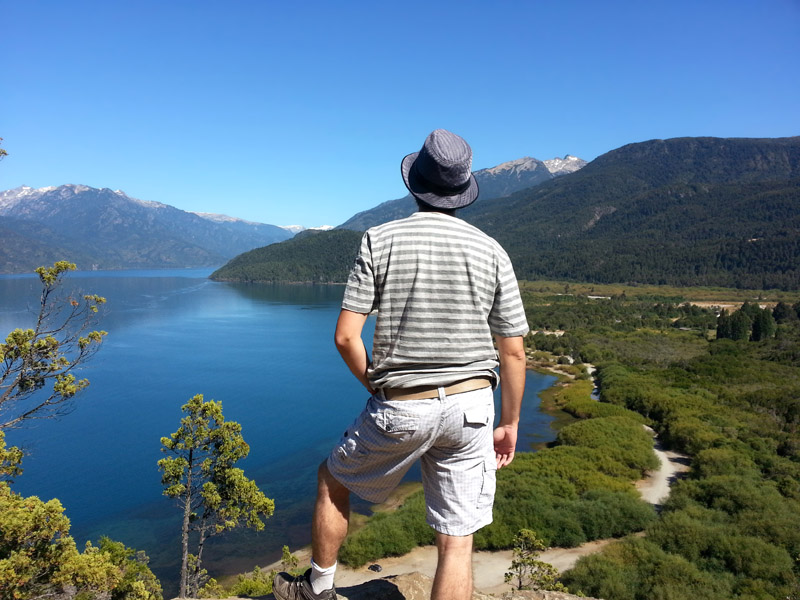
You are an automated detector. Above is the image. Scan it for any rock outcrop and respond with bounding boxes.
[260,572,598,600]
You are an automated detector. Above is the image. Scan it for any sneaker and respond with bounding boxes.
[273,568,337,600]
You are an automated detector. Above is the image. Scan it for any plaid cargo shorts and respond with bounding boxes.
[326,385,496,536]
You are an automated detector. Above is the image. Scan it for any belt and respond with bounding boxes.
[382,377,492,401]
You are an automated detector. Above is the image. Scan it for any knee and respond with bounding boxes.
[435,532,473,557]
[318,461,349,500]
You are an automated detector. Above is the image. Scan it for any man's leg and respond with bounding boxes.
[273,462,349,600]
[431,532,473,600]
[312,461,350,567]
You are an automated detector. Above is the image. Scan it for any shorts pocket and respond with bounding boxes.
[478,459,497,509]
[375,410,419,434]
[463,401,493,427]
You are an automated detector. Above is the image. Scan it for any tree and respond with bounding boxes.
[158,394,275,598]
[504,529,567,592]
[751,308,776,341]
[280,545,299,573]
[0,261,107,430]
[716,310,731,340]
[729,309,752,341]
[773,301,797,324]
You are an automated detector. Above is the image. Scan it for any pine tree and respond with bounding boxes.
[751,309,777,341]
[504,529,567,592]
[772,301,796,324]
[159,394,275,598]
[716,310,732,339]
[729,310,752,341]
[0,261,107,429]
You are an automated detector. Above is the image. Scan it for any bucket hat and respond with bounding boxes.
[401,129,479,209]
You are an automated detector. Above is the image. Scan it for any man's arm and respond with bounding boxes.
[494,335,526,469]
[334,309,373,393]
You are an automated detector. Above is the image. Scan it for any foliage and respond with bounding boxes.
[562,536,735,600]
[0,261,107,430]
[561,396,648,424]
[0,430,23,481]
[717,303,776,342]
[200,548,300,599]
[211,229,363,283]
[556,416,660,478]
[0,481,122,599]
[228,565,277,597]
[339,491,434,566]
[504,529,567,592]
[97,537,163,600]
[280,545,299,572]
[158,394,275,598]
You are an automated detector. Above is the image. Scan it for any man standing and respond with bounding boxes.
[274,129,529,600]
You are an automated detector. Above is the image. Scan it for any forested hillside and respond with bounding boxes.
[212,136,800,289]
[470,136,800,289]
[210,229,363,283]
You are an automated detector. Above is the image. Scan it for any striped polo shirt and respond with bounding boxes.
[342,211,529,390]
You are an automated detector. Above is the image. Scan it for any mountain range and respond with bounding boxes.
[0,185,293,272]
[0,153,584,274]
[211,136,800,290]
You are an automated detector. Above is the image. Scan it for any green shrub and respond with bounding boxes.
[562,397,649,424]
[229,566,276,597]
[556,416,659,477]
[562,537,734,600]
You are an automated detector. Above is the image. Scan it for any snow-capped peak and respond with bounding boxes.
[280,224,334,234]
[543,155,587,176]
[192,212,261,225]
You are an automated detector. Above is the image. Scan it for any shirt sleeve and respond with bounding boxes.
[488,249,529,337]
[341,232,378,314]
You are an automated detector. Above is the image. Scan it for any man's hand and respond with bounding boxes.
[494,424,518,469]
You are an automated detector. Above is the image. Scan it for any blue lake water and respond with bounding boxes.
[0,269,558,592]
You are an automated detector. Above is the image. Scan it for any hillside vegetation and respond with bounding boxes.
[333,283,800,598]
[212,136,800,289]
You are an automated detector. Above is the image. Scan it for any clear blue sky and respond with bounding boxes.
[2,0,798,227]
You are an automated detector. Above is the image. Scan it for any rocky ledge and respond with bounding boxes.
[260,572,598,600]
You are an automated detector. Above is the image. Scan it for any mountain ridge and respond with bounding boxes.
[212,136,800,289]
[0,184,293,273]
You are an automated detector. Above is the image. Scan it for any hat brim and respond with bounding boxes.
[401,152,479,210]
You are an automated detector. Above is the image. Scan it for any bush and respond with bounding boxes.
[562,537,734,600]
[556,416,660,477]
[562,397,649,424]
[228,566,276,597]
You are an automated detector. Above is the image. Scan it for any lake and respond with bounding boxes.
[0,268,558,592]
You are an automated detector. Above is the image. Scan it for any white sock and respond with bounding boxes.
[309,558,336,594]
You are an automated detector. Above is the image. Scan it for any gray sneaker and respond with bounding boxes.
[273,568,337,600]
